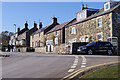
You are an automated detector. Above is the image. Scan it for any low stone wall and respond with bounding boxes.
[54,44,66,54]
[18,47,27,52]
[35,47,46,53]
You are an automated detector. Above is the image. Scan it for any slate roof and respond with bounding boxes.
[18,28,29,36]
[66,2,120,27]
[31,28,45,35]
[46,18,76,34]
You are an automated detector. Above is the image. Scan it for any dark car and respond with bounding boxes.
[77,41,114,55]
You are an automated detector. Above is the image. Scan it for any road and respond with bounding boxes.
[1,52,119,79]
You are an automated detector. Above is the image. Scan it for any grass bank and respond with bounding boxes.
[81,64,120,79]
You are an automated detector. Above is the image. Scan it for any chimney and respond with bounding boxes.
[81,4,84,10]
[39,22,42,29]
[85,4,87,9]
[25,21,28,29]
[17,27,20,32]
[34,21,37,28]
[52,16,57,24]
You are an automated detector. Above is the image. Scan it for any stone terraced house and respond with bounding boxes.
[65,1,120,54]
[30,17,59,53]
[45,18,76,54]
[9,21,38,52]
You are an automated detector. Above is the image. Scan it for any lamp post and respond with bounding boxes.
[14,24,16,46]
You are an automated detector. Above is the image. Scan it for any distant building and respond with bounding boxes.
[9,21,38,52]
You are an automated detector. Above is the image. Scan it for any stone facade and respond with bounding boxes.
[112,5,120,54]
[65,2,120,54]
[30,31,45,48]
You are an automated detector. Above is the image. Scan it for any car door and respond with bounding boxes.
[94,42,103,52]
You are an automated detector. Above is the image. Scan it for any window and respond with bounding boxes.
[85,37,89,42]
[80,37,84,42]
[71,27,76,34]
[55,37,58,45]
[32,42,34,47]
[36,41,37,47]
[105,4,109,10]
[82,24,84,28]
[104,2,110,11]
[98,18,102,27]
[118,14,120,23]
[118,14,120,19]
[56,31,57,36]
[97,34,102,41]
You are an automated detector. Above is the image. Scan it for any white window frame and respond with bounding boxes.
[104,2,110,11]
[71,27,76,34]
[98,18,102,27]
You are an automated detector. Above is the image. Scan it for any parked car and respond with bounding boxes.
[77,41,114,55]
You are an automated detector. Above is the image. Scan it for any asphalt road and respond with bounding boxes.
[1,52,119,79]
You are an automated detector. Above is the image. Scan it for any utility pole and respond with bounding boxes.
[14,24,16,46]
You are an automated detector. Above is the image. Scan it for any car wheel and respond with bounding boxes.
[88,49,93,55]
[108,50,113,55]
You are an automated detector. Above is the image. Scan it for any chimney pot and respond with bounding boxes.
[85,4,87,9]
[34,21,37,28]
[17,27,20,32]
[39,22,42,29]
[52,16,57,24]
[82,4,84,10]
[25,21,28,28]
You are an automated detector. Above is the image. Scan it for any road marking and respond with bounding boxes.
[68,69,74,73]
[63,61,120,79]
[81,65,86,68]
[73,63,77,66]
[74,60,78,63]
[82,62,86,65]
[71,65,76,68]
[67,56,79,73]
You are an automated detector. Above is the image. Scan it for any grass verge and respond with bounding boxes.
[81,64,120,79]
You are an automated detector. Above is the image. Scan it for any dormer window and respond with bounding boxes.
[104,2,110,11]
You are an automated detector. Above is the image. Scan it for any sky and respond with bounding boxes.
[2,2,105,33]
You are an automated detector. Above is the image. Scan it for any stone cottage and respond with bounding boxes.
[30,17,59,53]
[65,1,120,54]
[9,21,38,52]
[45,18,76,54]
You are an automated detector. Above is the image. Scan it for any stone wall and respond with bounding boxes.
[53,44,66,54]
[65,13,112,54]
[112,5,120,55]
[35,47,46,53]
[30,31,45,48]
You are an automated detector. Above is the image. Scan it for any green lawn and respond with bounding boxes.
[82,64,120,79]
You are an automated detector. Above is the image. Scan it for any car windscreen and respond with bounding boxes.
[86,42,95,46]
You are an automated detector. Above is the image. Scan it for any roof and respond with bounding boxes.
[67,2,120,27]
[18,28,29,36]
[46,18,76,34]
[31,28,45,35]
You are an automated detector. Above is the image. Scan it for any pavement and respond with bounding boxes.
[1,52,119,79]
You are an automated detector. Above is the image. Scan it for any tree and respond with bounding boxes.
[0,31,14,50]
